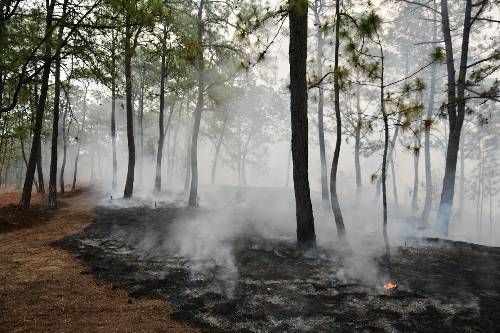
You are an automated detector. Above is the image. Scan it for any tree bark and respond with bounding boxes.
[19,0,54,207]
[72,86,87,190]
[289,0,316,250]
[155,28,168,193]
[411,148,420,210]
[458,134,465,221]
[48,0,68,209]
[111,31,117,191]
[313,0,328,205]
[36,142,45,193]
[188,0,205,206]
[436,0,472,236]
[184,119,192,194]
[60,100,68,193]
[354,83,362,199]
[211,107,228,185]
[123,15,135,198]
[377,35,390,258]
[421,0,437,222]
[330,0,347,241]
[138,62,145,186]
[390,158,399,207]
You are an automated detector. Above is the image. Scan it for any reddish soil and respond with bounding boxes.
[0,187,199,333]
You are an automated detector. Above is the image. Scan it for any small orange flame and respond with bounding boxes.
[383,280,397,290]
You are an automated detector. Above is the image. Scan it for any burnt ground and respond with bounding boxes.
[55,202,500,333]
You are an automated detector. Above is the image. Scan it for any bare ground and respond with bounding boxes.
[55,200,500,332]
[0,187,199,333]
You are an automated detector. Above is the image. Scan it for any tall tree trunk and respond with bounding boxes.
[488,169,493,236]
[20,136,39,191]
[138,62,145,186]
[437,0,472,236]
[354,83,362,199]
[313,0,328,205]
[164,102,176,185]
[36,143,45,193]
[374,45,409,204]
[421,0,437,222]
[411,148,420,210]
[289,0,316,250]
[390,159,399,207]
[188,0,205,206]
[19,0,54,207]
[184,119,192,194]
[111,32,117,191]
[237,110,242,186]
[155,28,167,193]
[374,112,402,202]
[211,107,228,185]
[170,106,181,185]
[378,39,390,258]
[458,134,465,221]
[123,16,135,198]
[48,0,67,208]
[330,0,346,241]
[72,86,87,190]
[60,101,68,193]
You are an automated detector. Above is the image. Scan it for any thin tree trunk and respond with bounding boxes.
[211,107,228,185]
[20,136,39,191]
[138,62,145,186]
[164,102,176,185]
[188,0,205,206]
[411,147,420,211]
[170,106,181,185]
[155,28,168,193]
[390,158,399,208]
[436,0,472,236]
[475,136,482,237]
[19,0,54,207]
[377,36,390,258]
[36,143,45,193]
[184,120,192,194]
[60,101,68,193]
[330,0,346,241]
[123,16,136,198]
[72,86,87,190]
[374,112,402,202]
[48,0,67,208]
[478,144,484,239]
[458,134,465,221]
[313,0,328,205]
[489,169,493,236]
[354,83,362,199]
[111,31,117,191]
[421,0,437,222]
[289,0,316,250]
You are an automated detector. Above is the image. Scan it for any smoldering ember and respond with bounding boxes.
[0,1,499,332]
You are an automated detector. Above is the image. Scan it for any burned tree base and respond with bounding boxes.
[55,203,500,332]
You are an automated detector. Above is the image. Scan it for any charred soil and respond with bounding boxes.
[55,202,500,332]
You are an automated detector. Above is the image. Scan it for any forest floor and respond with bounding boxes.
[54,193,500,333]
[0,187,199,333]
[3,186,500,332]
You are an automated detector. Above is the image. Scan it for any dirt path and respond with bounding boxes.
[0,188,199,333]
